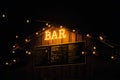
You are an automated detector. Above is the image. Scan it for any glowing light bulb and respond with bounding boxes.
[2,14,5,18]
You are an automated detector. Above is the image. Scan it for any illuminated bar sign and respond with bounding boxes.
[45,29,66,40]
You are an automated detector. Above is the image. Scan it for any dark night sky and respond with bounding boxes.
[0,1,120,56]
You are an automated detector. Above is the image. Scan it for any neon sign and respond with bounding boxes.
[45,29,66,40]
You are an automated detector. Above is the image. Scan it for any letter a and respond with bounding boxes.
[51,31,57,39]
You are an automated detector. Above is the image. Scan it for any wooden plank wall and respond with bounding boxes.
[33,64,86,80]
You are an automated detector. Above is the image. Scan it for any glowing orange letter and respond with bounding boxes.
[45,31,51,40]
[59,29,66,39]
[51,31,58,39]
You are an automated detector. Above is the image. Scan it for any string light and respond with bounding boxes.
[92,51,96,55]
[13,45,16,48]
[72,29,75,32]
[25,38,29,42]
[2,14,5,18]
[35,32,39,35]
[86,34,91,38]
[99,36,104,41]
[5,62,9,65]
[93,46,96,50]
[45,50,48,53]
[26,50,29,53]
[26,19,30,23]
[28,52,31,55]
[46,23,48,26]
[26,50,31,55]
[60,25,63,28]
[13,59,16,63]
[12,50,15,53]
[16,35,19,38]
[8,21,120,66]
[111,55,114,59]
[43,28,45,30]
[48,25,51,27]
[82,51,85,55]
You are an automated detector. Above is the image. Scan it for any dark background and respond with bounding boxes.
[0,1,120,56]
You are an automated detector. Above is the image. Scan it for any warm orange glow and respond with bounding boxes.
[45,30,51,40]
[45,29,66,40]
[51,30,58,39]
[59,29,66,39]
[39,27,83,46]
